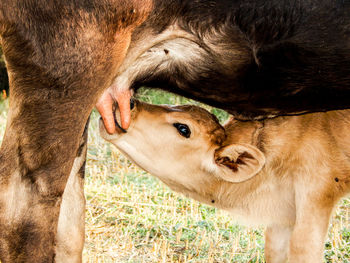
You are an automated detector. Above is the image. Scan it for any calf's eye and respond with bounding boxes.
[173,123,191,138]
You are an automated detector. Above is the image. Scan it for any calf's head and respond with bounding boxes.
[100,100,265,189]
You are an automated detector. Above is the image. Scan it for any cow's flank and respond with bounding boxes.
[109,0,350,124]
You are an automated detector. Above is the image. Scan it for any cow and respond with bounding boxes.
[100,99,350,263]
[0,0,152,262]
[97,0,350,133]
[0,0,349,261]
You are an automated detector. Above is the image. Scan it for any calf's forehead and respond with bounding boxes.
[166,105,226,145]
[144,104,221,127]
[136,101,226,144]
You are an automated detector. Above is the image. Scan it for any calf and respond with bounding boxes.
[100,100,350,262]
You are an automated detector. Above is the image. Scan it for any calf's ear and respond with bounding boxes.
[214,143,265,183]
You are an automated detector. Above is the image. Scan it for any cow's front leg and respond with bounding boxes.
[265,224,293,263]
[0,97,93,263]
[55,120,89,263]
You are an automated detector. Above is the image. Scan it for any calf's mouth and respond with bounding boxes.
[99,98,136,137]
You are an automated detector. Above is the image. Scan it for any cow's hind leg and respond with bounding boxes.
[0,36,124,263]
[55,119,89,263]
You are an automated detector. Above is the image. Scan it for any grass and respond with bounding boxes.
[0,90,350,262]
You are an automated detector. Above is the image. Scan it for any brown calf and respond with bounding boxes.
[101,100,350,262]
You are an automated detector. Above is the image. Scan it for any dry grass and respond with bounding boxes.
[0,90,349,262]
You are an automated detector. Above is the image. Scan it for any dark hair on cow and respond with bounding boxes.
[128,0,350,120]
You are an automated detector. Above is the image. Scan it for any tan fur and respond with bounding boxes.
[101,100,350,263]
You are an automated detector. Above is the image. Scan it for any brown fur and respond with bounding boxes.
[101,100,350,262]
[0,1,152,262]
